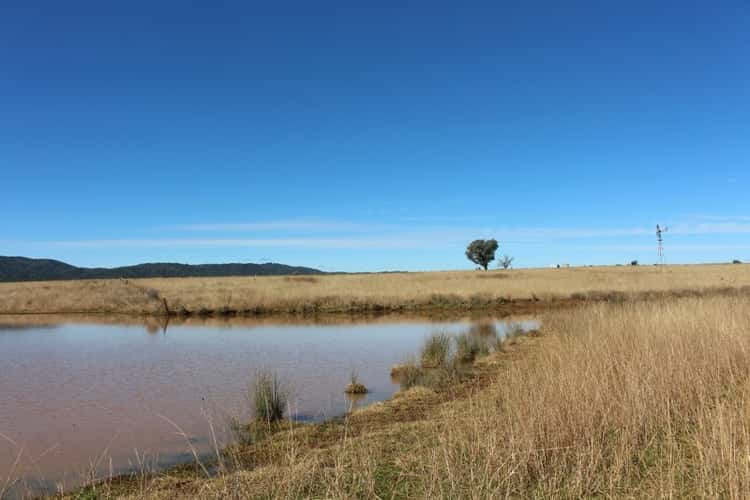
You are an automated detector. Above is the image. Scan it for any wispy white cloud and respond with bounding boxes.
[0,229,675,250]
[8,215,750,252]
[45,237,429,250]
[168,218,379,233]
[396,215,492,223]
[170,217,502,233]
[689,215,750,222]
[169,218,653,239]
[494,227,652,239]
[564,243,750,253]
[670,222,750,235]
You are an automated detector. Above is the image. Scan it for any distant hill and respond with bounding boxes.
[0,256,324,282]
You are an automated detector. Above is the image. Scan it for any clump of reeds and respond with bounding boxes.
[390,363,410,378]
[398,362,460,391]
[454,333,490,363]
[393,359,423,391]
[345,370,368,394]
[394,328,500,391]
[420,332,452,368]
[392,352,463,391]
[251,370,287,423]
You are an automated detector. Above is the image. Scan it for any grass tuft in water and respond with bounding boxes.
[420,332,452,368]
[396,360,423,391]
[251,370,287,423]
[395,358,461,391]
[345,369,368,394]
[455,333,491,363]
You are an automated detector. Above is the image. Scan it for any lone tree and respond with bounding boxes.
[466,239,499,270]
[499,255,514,270]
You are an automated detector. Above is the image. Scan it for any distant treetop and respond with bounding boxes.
[465,239,499,271]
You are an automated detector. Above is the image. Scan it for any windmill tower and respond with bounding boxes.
[656,224,668,265]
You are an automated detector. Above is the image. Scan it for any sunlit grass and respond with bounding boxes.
[86,294,750,499]
[3,263,750,315]
[420,332,451,368]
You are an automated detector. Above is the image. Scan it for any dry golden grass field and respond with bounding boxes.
[6,263,750,498]
[1,263,749,315]
[59,292,750,499]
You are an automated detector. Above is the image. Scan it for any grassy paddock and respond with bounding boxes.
[2,263,750,315]
[61,292,750,499]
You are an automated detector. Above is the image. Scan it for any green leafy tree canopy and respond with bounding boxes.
[465,239,499,270]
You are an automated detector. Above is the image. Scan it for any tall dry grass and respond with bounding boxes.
[3,263,750,315]
[406,295,750,498]
[107,294,750,499]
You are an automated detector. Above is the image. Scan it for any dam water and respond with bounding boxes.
[0,314,537,496]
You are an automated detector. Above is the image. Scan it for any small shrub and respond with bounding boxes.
[252,370,287,423]
[421,332,452,368]
[733,259,743,264]
[344,369,368,394]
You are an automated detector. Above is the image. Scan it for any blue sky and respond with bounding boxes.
[1,1,749,271]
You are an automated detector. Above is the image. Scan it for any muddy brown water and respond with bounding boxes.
[0,315,538,497]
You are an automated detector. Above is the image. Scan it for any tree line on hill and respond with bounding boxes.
[0,256,324,282]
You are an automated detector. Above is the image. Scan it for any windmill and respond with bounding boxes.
[656,224,668,265]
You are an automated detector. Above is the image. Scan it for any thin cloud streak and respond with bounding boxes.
[566,244,750,252]
[169,218,384,233]
[45,237,429,250]
[16,227,650,250]
[691,215,750,222]
[671,222,750,235]
[9,219,750,251]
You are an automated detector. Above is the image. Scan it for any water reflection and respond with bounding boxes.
[344,392,370,413]
[468,321,498,338]
[144,317,170,336]
[0,314,538,497]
